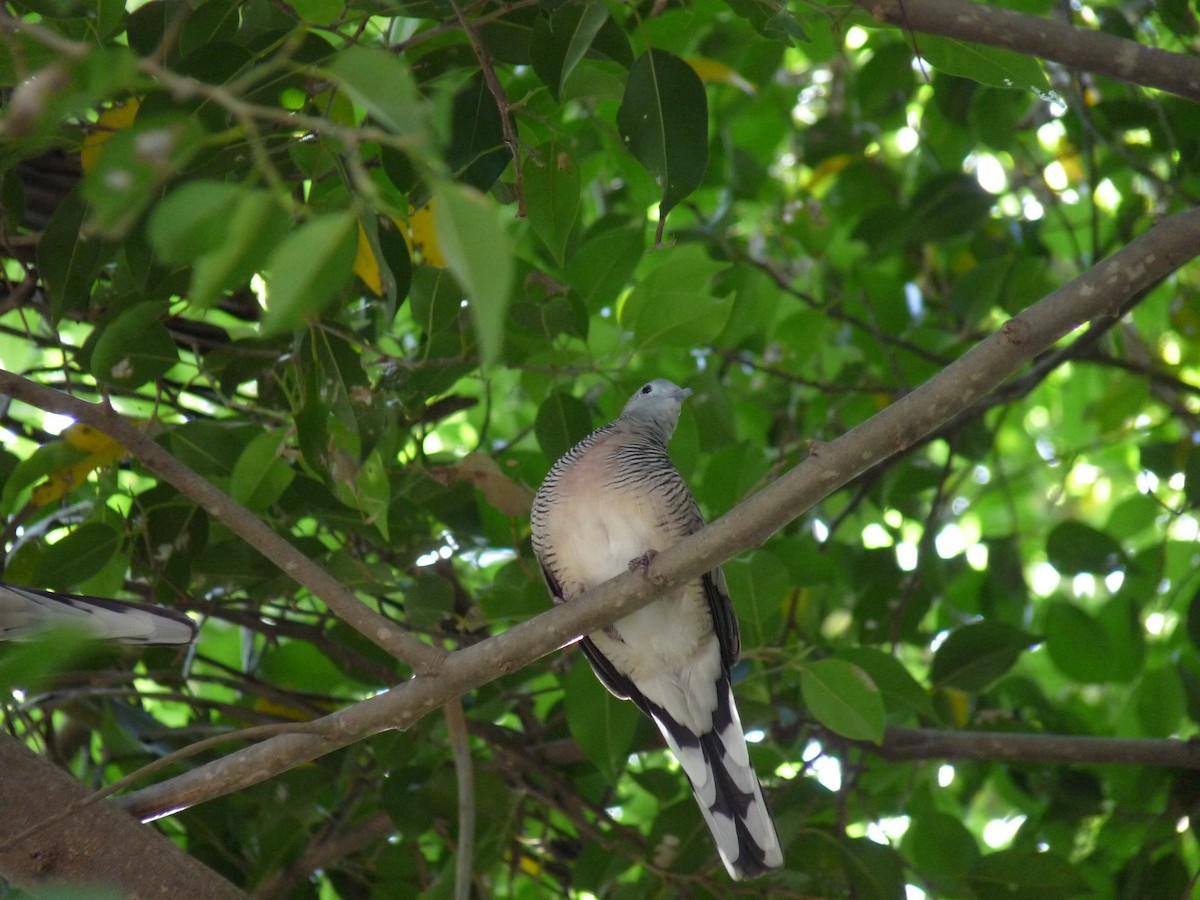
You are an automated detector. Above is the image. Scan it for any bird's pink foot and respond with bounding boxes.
[628,549,658,574]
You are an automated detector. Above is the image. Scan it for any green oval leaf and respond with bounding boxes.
[230,429,295,512]
[564,225,644,311]
[34,522,122,590]
[147,180,243,265]
[532,0,613,99]
[1044,601,1112,684]
[617,49,709,222]
[930,621,1037,692]
[619,245,732,348]
[261,210,358,335]
[920,36,1050,92]
[970,848,1089,900]
[564,658,640,783]
[90,301,178,389]
[523,143,581,267]
[1046,521,1126,575]
[326,45,421,137]
[836,646,936,721]
[432,181,514,368]
[190,188,292,308]
[800,658,886,743]
[1134,665,1185,737]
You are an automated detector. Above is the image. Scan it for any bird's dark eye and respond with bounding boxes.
[641,384,652,394]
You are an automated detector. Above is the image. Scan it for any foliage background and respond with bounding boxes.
[2,0,1200,897]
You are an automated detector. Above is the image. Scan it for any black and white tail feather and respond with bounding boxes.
[646,678,782,878]
[0,583,197,645]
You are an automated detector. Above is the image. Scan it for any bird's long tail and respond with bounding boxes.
[0,583,197,645]
[651,681,783,880]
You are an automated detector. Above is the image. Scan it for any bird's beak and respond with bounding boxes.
[678,386,694,401]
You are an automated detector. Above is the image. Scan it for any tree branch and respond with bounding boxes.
[111,207,1200,821]
[869,727,1200,768]
[0,732,246,897]
[854,0,1200,103]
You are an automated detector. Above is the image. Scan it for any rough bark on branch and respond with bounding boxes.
[0,733,246,898]
[855,0,1200,102]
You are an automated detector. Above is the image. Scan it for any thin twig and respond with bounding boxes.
[444,697,476,900]
[450,0,525,215]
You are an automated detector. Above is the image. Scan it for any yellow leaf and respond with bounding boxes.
[353,222,384,296]
[252,698,323,722]
[31,426,127,507]
[62,423,124,461]
[685,57,756,94]
[405,203,446,269]
[31,459,99,507]
[942,688,971,728]
[80,99,140,173]
[805,153,854,192]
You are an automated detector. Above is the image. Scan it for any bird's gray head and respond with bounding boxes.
[619,379,692,438]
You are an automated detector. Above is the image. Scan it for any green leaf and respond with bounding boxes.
[563,658,640,783]
[288,0,344,26]
[431,181,514,368]
[1,443,88,517]
[564,225,644,311]
[1045,521,1125,575]
[1134,665,1185,737]
[38,189,117,321]
[522,143,581,267]
[261,210,358,335]
[534,390,592,463]
[726,0,809,42]
[1188,586,1200,651]
[229,429,295,512]
[800,658,886,743]
[33,522,121,589]
[619,245,733,348]
[147,180,244,265]
[167,422,249,478]
[1043,601,1113,684]
[904,812,980,885]
[970,848,1089,900]
[723,551,787,648]
[920,36,1050,92]
[398,575,455,633]
[90,301,179,389]
[326,45,422,138]
[906,173,995,242]
[190,188,293,307]
[0,626,109,693]
[333,448,391,541]
[930,621,1037,692]
[616,49,709,221]
[531,0,612,99]
[447,72,510,192]
[836,647,936,721]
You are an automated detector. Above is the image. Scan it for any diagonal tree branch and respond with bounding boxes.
[854,0,1200,103]
[105,207,1200,821]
